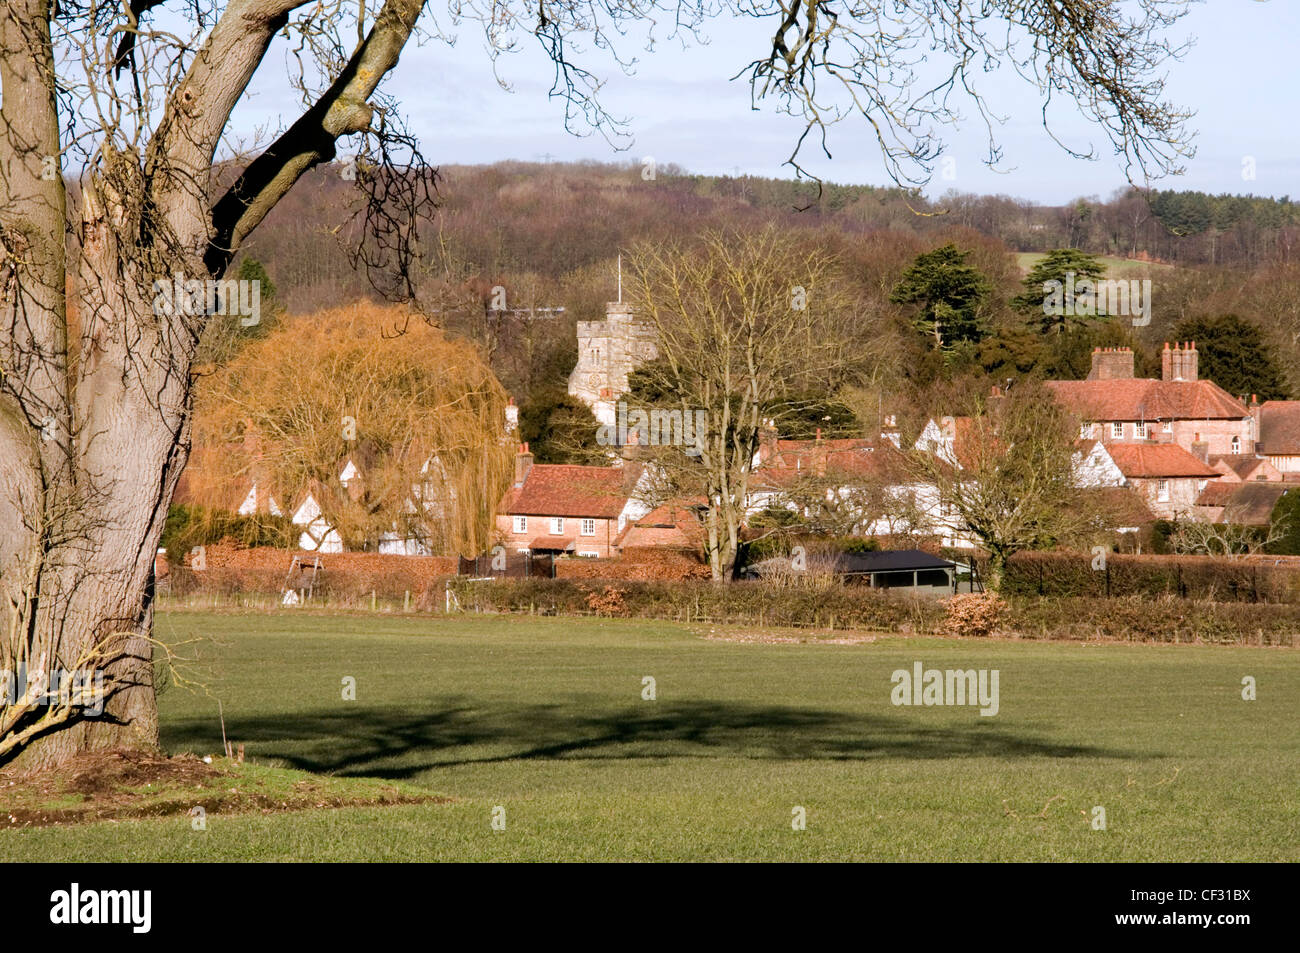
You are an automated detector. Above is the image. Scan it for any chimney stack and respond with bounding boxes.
[1087,346,1135,381]
[1162,341,1199,382]
[514,442,533,488]
[758,418,779,466]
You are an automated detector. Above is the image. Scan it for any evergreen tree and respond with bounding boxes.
[1012,248,1108,333]
[889,243,991,351]
[1171,314,1289,400]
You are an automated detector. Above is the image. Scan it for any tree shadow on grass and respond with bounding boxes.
[161,700,1146,781]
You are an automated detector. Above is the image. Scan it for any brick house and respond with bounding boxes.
[1104,444,1220,519]
[496,444,646,557]
[1047,343,1254,459]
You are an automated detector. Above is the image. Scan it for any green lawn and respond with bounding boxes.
[3,611,1297,861]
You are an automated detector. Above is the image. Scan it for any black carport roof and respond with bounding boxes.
[829,549,956,574]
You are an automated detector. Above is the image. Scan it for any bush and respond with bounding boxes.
[943,593,1007,637]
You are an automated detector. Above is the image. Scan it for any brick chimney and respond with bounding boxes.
[758,418,779,466]
[1087,346,1135,381]
[813,427,827,477]
[1162,341,1199,382]
[514,442,533,488]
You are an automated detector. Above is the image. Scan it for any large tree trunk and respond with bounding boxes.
[0,0,430,770]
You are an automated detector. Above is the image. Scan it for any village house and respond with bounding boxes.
[496,444,649,558]
[1047,343,1255,458]
[1103,443,1219,519]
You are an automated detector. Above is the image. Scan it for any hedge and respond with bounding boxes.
[1002,551,1300,603]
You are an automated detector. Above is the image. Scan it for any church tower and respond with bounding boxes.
[568,300,658,426]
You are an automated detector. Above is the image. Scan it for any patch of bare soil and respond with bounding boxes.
[695,625,879,645]
[0,749,439,829]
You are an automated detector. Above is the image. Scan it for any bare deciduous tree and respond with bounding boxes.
[624,226,861,579]
[909,384,1094,589]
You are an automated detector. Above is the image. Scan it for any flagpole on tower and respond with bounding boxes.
[617,253,622,304]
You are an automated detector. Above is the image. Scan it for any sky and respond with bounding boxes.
[235,0,1300,205]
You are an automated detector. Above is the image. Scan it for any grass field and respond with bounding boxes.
[2,611,1297,861]
[1015,252,1175,276]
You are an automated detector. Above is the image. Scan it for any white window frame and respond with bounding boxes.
[577,551,600,559]
[550,517,564,535]
[512,515,527,534]
[1111,422,1124,439]
[1162,420,1173,433]
[1136,422,1148,439]
[1231,436,1241,455]
[580,518,596,536]
[1079,423,1092,439]
[1157,479,1170,502]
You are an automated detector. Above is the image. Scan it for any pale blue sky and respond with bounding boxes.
[236,1,1299,204]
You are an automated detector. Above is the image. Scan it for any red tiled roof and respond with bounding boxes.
[529,536,574,551]
[1195,482,1237,507]
[1079,486,1155,526]
[761,439,913,484]
[1258,401,1300,456]
[1046,379,1248,421]
[1196,483,1289,525]
[1206,455,1268,481]
[1105,444,1220,478]
[507,465,629,518]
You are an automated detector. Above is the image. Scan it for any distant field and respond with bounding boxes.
[2,611,1296,861]
[1015,252,1176,275]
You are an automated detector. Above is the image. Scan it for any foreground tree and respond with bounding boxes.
[1,0,1199,767]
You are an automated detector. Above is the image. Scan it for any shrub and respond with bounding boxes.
[943,592,1007,637]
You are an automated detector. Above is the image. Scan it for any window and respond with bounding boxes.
[1136,422,1148,439]
[550,517,564,535]
[580,518,596,536]
[1162,420,1173,433]
[1231,436,1241,455]
[512,516,527,534]
[1157,480,1170,502]
[1079,423,1093,439]
[1111,422,1124,439]
[577,551,600,559]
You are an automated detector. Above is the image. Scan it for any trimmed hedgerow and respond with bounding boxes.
[1002,551,1300,603]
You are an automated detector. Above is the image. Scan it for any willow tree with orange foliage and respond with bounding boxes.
[190,304,512,557]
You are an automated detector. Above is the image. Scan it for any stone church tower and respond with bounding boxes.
[568,301,658,426]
